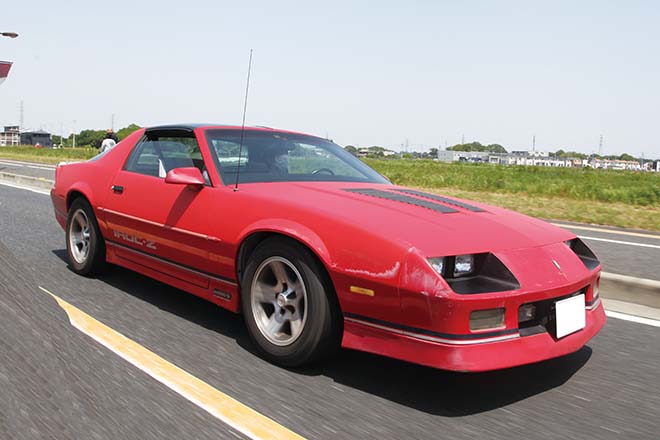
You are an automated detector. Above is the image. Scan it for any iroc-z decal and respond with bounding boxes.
[113,230,157,250]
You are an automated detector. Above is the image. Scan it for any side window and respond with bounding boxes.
[125,134,210,184]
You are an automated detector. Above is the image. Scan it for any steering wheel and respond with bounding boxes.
[311,168,335,175]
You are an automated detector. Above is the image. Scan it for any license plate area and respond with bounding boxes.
[555,294,586,338]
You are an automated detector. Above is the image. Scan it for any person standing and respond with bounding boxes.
[100,128,119,152]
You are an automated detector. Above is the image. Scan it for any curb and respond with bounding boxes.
[0,172,54,190]
[600,272,660,310]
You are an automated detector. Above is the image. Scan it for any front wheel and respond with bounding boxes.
[66,198,106,276]
[241,237,341,367]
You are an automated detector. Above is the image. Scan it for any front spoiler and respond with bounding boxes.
[341,302,606,372]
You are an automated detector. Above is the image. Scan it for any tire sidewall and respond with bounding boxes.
[66,198,104,275]
[241,238,336,365]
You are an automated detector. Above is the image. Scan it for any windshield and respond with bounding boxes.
[205,129,389,185]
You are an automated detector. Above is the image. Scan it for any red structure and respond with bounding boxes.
[0,61,12,86]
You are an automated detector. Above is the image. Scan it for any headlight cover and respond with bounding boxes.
[427,252,520,294]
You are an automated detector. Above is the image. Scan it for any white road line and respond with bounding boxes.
[0,180,50,195]
[552,223,660,240]
[605,310,660,328]
[27,165,56,171]
[0,159,56,169]
[579,235,660,250]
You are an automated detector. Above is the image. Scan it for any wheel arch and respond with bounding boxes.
[236,225,341,314]
[65,184,95,211]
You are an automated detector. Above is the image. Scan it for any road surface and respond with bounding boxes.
[0,182,659,439]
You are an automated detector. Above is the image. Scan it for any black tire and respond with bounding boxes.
[241,237,342,367]
[65,197,106,276]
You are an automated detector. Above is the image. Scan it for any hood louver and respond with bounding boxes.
[343,188,459,213]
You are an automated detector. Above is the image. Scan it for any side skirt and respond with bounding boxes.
[106,241,240,313]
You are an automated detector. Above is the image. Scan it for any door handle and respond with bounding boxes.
[111,185,124,194]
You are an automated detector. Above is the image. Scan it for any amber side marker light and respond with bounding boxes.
[470,308,505,331]
[350,286,375,297]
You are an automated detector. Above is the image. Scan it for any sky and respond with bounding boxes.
[1,0,659,158]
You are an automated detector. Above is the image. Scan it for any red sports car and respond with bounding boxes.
[50,124,605,372]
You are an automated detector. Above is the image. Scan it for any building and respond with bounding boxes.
[438,149,585,168]
[20,130,52,147]
[437,150,488,162]
[0,125,20,146]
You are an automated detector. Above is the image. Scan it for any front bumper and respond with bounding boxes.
[341,299,606,372]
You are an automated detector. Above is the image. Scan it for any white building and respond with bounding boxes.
[0,125,20,146]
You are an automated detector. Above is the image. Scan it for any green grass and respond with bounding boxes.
[365,159,660,207]
[429,187,660,232]
[1,149,658,230]
[0,146,97,164]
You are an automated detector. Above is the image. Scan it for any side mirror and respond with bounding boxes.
[164,167,206,187]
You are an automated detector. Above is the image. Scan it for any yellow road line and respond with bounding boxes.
[39,286,305,440]
[551,223,660,240]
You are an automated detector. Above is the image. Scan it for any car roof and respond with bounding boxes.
[145,123,320,138]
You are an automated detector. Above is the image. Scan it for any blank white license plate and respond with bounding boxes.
[555,294,586,338]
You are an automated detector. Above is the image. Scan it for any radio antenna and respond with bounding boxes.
[234,49,253,191]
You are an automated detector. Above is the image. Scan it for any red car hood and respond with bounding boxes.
[240,182,573,257]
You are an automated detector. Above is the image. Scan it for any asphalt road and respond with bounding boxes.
[0,158,56,179]
[551,220,660,281]
[1,183,660,439]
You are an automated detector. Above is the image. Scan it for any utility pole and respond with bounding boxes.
[598,135,603,156]
[72,120,76,148]
[19,100,24,131]
[111,113,115,131]
[461,134,465,145]
[532,135,536,153]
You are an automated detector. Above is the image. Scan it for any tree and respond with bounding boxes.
[429,147,438,158]
[344,145,358,156]
[117,124,141,140]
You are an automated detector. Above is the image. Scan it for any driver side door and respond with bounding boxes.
[102,129,216,289]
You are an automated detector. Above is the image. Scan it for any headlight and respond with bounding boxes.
[454,254,474,277]
[428,257,445,275]
[427,254,475,277]
[427,252,520,294]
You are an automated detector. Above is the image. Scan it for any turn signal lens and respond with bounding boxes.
[470,308,505,331]
[593,277,600,299]
[518,304,536,323]
[454,254,475,277]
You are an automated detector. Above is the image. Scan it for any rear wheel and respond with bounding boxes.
[241,237,341,367]
[66,198,105,276]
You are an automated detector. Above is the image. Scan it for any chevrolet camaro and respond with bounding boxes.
[50,124,606,372]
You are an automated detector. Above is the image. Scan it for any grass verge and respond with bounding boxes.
[429,188,660,231]
[1,150,657,231]
[0,147,97,164]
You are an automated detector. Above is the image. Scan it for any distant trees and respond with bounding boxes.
[618,153,636,161]
[552,150,588,160]
[447,142,507,153]
[62,124,142,147]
